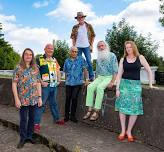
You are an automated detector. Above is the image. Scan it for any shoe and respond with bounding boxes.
[127,135,135,142]
[26,138,37,144]
[90,111,99,121]
[34,124,41,134]
[17,140,25,149]
[118,134,126,141]
[83,110,92,120]
[64,117,69,122]
[70,117,78,123]
[56,119,65,125]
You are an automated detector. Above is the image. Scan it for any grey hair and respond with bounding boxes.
[97,40,110,51]
[69,46,78,52]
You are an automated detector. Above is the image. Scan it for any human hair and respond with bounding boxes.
[97,40,110,51]
[123,41,140,57]
[70,46,78,52]
[20,48,36,69]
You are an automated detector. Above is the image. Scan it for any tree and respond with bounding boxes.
[53,40,69,70]
[158,57,164,71]
[0,24,20,70]
[0,23,4,37]
[105,19,160,66]
[159,0,164,26]
[92,59,97,71]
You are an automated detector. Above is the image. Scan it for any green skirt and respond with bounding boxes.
[115,79,143,115]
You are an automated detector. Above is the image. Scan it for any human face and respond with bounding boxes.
[125,43,134,56]
[23,50,33,63]
[97,42,106,51]
[44,44,54,57]
[70,49,78,59]
[77,16,85,25]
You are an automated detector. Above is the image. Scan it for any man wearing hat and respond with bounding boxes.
[70,12,96,81]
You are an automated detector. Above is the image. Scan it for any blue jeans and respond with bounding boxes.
[77,47,94,79]
[19,105,36,142]
[34,86,60,124]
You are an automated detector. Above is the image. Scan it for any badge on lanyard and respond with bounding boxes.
[42,73,49,81]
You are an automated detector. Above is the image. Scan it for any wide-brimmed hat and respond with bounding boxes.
[75,12,87,19]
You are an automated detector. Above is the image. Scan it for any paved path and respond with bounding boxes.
[0,105,162,152]
[0,124,49,152]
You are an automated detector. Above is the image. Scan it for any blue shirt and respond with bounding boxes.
[96,52,118,76]
[63,56,87,86]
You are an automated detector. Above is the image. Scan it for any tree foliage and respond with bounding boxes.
[105,19,161,66]
[0,24,20,70]
[53,40,69,70]
[92,59,97,71]
[159,0,164,26]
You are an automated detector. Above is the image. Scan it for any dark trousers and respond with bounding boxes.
[65,85,82,118]
[19,105,36,142]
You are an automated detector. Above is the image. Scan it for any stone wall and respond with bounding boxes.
[0,78,164,150]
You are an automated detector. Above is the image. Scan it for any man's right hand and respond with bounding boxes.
[41,81,49,87]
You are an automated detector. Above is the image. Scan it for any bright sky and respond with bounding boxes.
[0,0,164,59]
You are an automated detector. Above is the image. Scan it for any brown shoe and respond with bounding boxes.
[90,111,99,121]
[83,110,92,120]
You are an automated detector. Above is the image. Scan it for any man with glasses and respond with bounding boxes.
[70,12,95,81]
[63,46,89,123]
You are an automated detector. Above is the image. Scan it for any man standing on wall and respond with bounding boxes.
[70,12,96,81]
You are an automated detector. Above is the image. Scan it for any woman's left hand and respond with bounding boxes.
[116,90,120,97]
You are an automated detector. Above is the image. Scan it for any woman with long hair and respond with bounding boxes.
[115,41,155,142]
[12,48,42,149]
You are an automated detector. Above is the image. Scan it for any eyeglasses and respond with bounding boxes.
[72,51,78,53]
[24,53,32,56]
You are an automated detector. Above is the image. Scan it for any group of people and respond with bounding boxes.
[12,12,154,149]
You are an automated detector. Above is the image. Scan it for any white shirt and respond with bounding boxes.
[76,24,90,48]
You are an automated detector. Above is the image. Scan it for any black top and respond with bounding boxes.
[122,56,142,80]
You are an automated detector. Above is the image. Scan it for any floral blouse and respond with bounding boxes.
[12,64,41,106]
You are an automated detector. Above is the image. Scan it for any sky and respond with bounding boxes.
[0,0,164,59]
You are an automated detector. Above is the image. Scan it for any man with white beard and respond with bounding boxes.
[83,41,118,121]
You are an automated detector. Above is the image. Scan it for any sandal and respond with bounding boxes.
[126,133,135,142]
[90,111,99,121]
[83,110,92,120]
[118,134,126,141]
[127,135,135,142]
